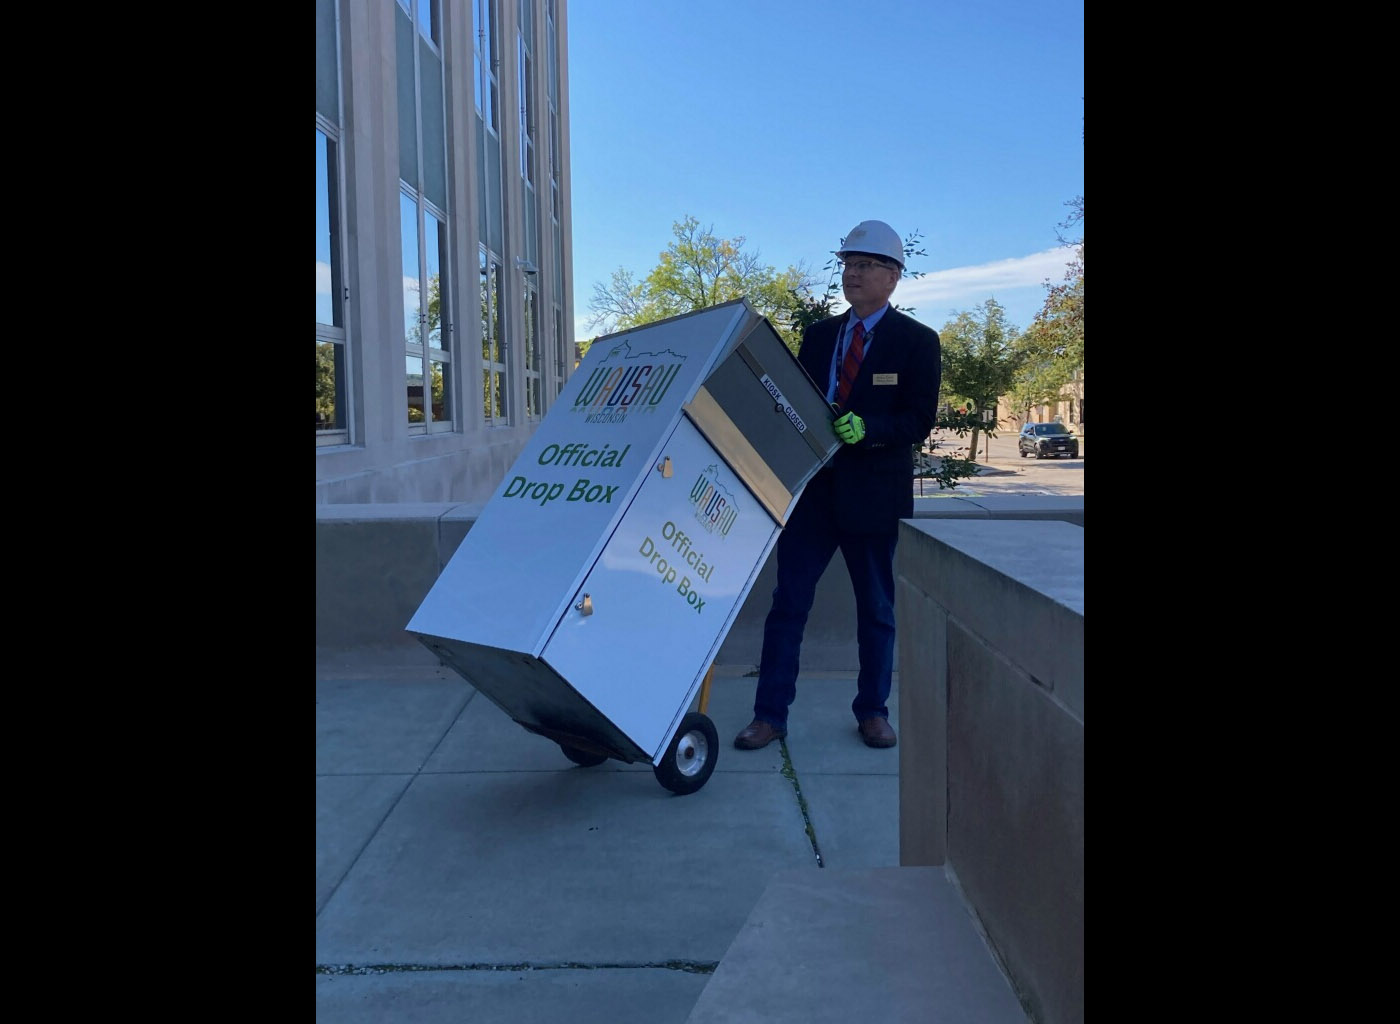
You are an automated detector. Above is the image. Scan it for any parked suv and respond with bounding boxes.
[1018,422,1080,459]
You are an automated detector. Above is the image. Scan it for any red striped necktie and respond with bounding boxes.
[836,320,865,409]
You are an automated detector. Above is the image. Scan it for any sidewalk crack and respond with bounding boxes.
[778,740,824,868]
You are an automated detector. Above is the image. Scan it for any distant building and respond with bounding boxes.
[317,0,575,503]
[996,371,1084,435]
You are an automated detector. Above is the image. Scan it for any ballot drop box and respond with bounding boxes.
[407,299,840,794]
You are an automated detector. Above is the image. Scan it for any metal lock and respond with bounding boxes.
[657,456,673,478]
[575,593,593,616]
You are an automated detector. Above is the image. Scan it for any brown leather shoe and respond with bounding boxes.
[734,719,786,750]
[858,717,897,748]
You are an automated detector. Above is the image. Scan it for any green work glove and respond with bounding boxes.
[833,411,866,444]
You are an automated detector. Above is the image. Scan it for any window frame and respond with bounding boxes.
[481,246,508,425]
[522,279,541,419]
[518,0,543,418]
[546,0,566,398]
[316,3,351,450]
[400,0,454,436]
[476,0,510,427]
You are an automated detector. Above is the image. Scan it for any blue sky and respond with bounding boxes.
[565,0,1083,341]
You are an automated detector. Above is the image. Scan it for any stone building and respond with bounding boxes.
[317,0,575,503]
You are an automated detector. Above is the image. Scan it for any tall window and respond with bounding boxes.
[481,248,506,421]
[546,0,566,396]
[523,282,541,417]
[519,0,542,418]
[554,306,567,385]
[316,0,348,446]
[476,0,508,424]
[398,0,453,433]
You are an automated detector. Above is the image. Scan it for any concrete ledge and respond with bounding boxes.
[315,502,486,651]
[898,520,1084,716]
[684,866,1028,1023]
[896,519,1083,1024]
[316,497,1083,665]
[918,492,1084,525]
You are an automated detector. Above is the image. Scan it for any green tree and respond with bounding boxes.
[1010,196,1083,423]
[315,342,337,426]
[939,298,1024,462]
[406,271,442,347]
[1047,194,1084,353]
[427,269,442,342]
[405,272,450,423]
[585,215,816,351]
[1008,317,1076,418]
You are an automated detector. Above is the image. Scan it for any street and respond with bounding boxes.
[914,425,1084,498]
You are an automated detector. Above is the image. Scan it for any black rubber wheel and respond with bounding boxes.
[560,743,608,767]
[653,712,718,795]
[1019,448,1027,458]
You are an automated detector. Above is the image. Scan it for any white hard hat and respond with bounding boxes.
[837,220,904,268]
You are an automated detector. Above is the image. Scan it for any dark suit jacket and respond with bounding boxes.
[795,307,941,534]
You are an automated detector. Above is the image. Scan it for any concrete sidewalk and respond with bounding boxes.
[316,653,904,1023]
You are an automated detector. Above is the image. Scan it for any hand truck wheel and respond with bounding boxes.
[653,712,718,795]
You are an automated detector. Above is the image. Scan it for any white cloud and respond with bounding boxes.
[897,248,1073,308]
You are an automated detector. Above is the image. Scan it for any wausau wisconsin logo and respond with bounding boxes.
[689,464,738,536]
[570,340,686,424]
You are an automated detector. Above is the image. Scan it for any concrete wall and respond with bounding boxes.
[895,519,1083,1024]
[315,495,1084,668]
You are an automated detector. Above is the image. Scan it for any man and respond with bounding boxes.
[734,220,941,751]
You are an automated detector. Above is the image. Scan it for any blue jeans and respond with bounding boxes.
[752,500,898,731]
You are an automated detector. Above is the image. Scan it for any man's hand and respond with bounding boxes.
[833,411,865,444]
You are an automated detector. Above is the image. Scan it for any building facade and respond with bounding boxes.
[317,0,575,503]
[994,372,1084,436]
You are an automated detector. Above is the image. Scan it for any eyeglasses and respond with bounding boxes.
[838,259,894,275]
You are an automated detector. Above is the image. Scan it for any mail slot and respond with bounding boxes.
[684,315,838,526]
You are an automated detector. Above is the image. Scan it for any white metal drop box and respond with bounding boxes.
[407,298,841,793]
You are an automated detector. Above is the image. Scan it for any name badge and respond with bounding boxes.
[873,373,898,385]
